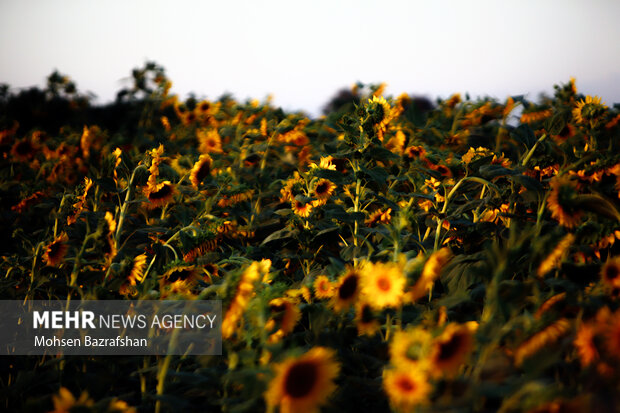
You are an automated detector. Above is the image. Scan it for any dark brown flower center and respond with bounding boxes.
[195,161,211,182]
[377,276,391,292]
[284,361,318,398]
[149,184,173,200]
[605,264,619,281]
[167,268,192,282]
[436,332,465,361]
[316,183,329,195]
[338,274,358,300]
[361,305,373,323]
[396,376,415,392]
[48,241,62,258]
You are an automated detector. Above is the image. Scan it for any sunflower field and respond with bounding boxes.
[2,62,620,412]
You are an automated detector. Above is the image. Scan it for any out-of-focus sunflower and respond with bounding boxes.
[600,256,620,290]
[407,248,452,303]
[574,322,599,367]
[365,208,392,227]
[197,128,223,154]
[10,138,38,162]
[222,260,271,339]
[145,181,176,208]
[265,297,302,343]
[330,267,361,312]
[547,176,583,229]
[159,263,200,297]
[404,145,426,160]
[128,254,148,285]
[429,322,477,377]
[390,328,432,369]
[360,261,406,310]
[50,387,94,413]
[265,347,340,413]
[355,301,380,336]
[313,275,334,300]
[43,233,69,267]
[190,154,213,189]
[383,368,431,412]
[604,311,620,357]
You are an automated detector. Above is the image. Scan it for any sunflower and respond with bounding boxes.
[67,177,93,225]
[197,128,223,154]
[537,233,575,277]
[360,261,406,310]
[574,322,599,367]
[313,275,334,300]
[365,208,392,227]
[572,95,607,126]
[266,297,302,343]
[312,179,336,206]
[513,318,571,367]
[390,328,432,369]
[292,199,313,218]
[280,175,304,203]
[385,129,406,154]
[159,263,200,298]
[189,154,213,189]
[222,259,271,339]
[128,254,148,285]
[145,181,176,208]
[383,368,431,412]
[601,256,620,289]
[547,176,583,228]
[196,100,211,115]
[520,108,553,124]
[330,267,362,312]
[355,301,380,337]
[10,138,37,162]
[429,322,477,377]
[367,95,395,140]
[43,233,69,267]
[551,123,576,144]
[50,387,94,413]
[265,347,340,413]
[11,191,45,214]
[407,248,452,302]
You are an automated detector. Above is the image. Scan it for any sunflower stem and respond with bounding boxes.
[521,133,547,167]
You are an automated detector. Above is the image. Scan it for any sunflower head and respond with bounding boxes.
[390,328,432,369]
[312,179,336,205]
[266,297,302,343]
[573,95,607,127]
[547,176,583,228]
[10,138,38,162]
[197,128,223,154]
[265,347,340,413]
[190,154,213,189]
[145,181,176,208]
[292,199,313,218]
[601,257,620,290]
[367,96,393,128]
[313,275,334,300]
[429,322,477,377]
[43,233,69,267]
[355,301,380,337]
[383,368,431,412]
[360,261,406,310]
[330,267,361,312]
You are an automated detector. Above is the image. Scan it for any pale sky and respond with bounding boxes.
[1,0,619,117]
